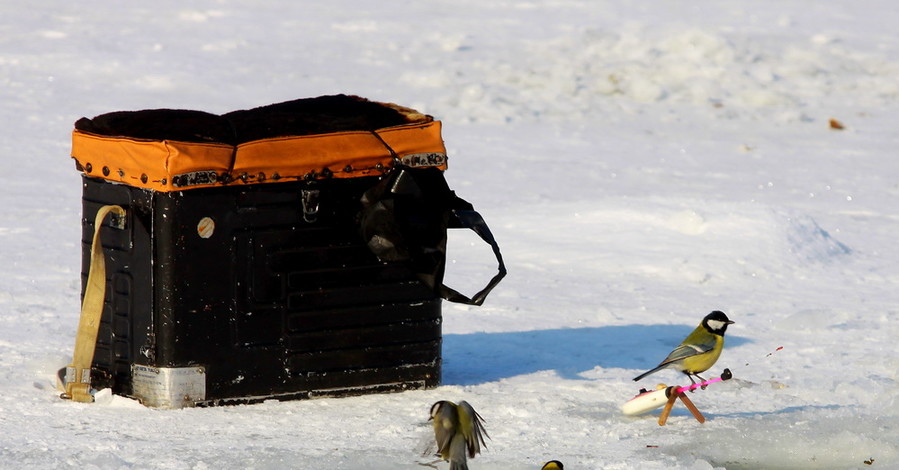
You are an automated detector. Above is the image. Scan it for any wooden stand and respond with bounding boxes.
[658,386,706,426]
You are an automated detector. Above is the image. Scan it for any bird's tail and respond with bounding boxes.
[448,433,468,470]
[449,461,468,470]
[633,364,667,382]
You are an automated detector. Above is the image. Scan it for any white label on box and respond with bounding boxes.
[132,364,206,409]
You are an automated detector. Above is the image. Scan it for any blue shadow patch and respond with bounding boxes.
[441,324,751,385]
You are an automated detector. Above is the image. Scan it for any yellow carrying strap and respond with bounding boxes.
[59,205,125,403]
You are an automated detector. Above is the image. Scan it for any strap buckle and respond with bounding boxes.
[58,366,93,402]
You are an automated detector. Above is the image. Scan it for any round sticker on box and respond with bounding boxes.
[197,217,215,239]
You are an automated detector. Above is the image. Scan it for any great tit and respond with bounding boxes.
[429,400,489,470]
[541,460,564,470]
[633,310,734,385]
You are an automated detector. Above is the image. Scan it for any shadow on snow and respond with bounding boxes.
[442,324,752,386]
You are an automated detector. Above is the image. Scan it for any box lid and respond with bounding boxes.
[71,95,447,191]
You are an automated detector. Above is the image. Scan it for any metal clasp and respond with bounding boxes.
[301,188,320,223]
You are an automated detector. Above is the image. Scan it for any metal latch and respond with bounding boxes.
[301,188,320,223]
[108,211,126,230]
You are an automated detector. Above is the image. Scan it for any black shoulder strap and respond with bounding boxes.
[440,208,507,306]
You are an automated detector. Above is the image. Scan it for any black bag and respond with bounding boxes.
[361,166,506,306]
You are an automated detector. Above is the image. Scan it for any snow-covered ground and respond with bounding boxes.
[2,1,898,468]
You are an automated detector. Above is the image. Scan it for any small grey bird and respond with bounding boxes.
[429,400,489,470]
[633,310,735,385]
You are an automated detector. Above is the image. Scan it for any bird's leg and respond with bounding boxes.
[694,373,709,390]
[685,373,698,392]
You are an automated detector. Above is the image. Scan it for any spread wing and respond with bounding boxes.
[457,401,489,458]
[432,403,458,460]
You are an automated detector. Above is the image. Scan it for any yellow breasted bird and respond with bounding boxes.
[429,400,489,470]
[633,310,734,385]
[541,460,564,470]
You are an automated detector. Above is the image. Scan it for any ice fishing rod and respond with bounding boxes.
[620,369,732,425]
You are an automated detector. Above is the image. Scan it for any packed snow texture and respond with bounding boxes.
[2,1,898,469]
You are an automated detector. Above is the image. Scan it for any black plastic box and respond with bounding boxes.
[83,175,442,407]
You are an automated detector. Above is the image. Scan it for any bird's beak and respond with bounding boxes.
[726,320,735,324]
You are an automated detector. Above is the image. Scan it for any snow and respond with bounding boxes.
[1,1,898,468]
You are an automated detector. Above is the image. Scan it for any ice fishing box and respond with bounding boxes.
[64,95,505,408]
